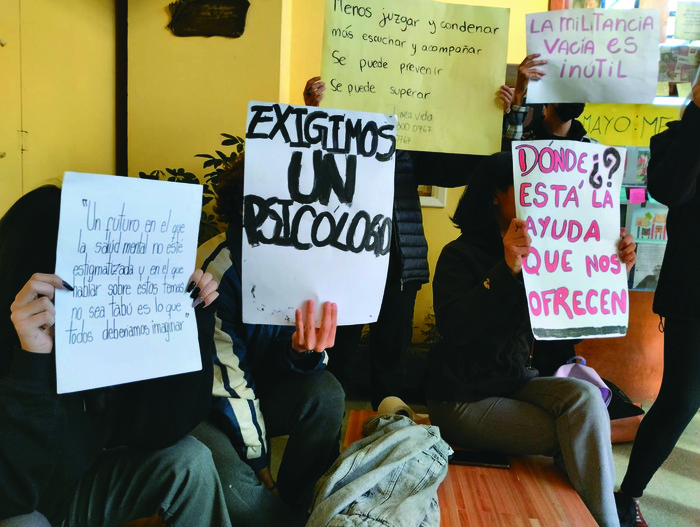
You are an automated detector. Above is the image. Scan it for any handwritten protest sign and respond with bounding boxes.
[55,172,203,393]
[243,101,395,326]
[675,1,700,41]
[580,103,680,146]
[526,9,660,104]
[320,0,509,155]
[512,141,628,339]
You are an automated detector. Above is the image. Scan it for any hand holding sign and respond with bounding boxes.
[503,218,532,275]
[187,269,219,309]
[10,273,69,354]
[526,8,660,104]
[513,53,548,107]
[512,140,629,339]
[618,228,637,273]
[55,172,204,393]
[292,300,338,353]
[304,76,326,107]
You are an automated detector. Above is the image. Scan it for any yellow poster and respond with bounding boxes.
[580,103,681,146]
[320,0,509,155]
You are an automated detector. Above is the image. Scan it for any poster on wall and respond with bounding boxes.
[526,8,660,103]
[674,1,700,41]
[579,102,679,146]
[54,172,203,393]
[242,101,396,326]
[625,202,668,243]
[320,0,509,155]
[512,140,629,339]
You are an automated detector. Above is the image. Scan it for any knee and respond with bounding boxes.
[160,436,220,488]
[306,372,345,425]
[566,379,608,417]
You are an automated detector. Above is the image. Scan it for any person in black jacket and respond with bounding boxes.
[615,77,700,527]
[304,77,483,408]
[427,152,637,527]
[0,186,230,527]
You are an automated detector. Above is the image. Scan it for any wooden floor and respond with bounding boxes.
[344,410,597,527]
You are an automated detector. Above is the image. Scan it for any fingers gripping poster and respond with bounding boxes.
[321,0,509,155]
[55,172,203,393]
[243,101,396,326]
[512,141,628,339]
[526,8,660,104]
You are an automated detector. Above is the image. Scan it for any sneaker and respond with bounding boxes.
[631,497,648,527]
[614,491,648,527]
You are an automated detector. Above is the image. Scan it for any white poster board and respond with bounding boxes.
[512,141,629,339]
[526,9,660,103]
[243,101,396,326]
[675,1,700,41]
[55,172,203,393]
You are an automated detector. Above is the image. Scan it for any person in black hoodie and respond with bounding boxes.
[427,152,637,527]
[0,186,230,527]
[614,76,700,527]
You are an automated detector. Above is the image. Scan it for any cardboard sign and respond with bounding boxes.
[54,172,203,393]
[243,101,396,326]
[526,8,660,103]
[512,141,628,339]
[579,103,680,146]
[320,0,509,155]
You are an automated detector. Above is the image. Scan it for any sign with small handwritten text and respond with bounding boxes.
[512,141,628,339]
[321,0,509,155]
[675,1,700,40]
[54,172,203,393]
[526,9,660,103]
[243,101,395,326]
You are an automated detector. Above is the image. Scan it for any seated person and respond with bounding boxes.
[426,152,636,527]
[0,186,229,527]
[502,53,595,147]
[192,155,345,526]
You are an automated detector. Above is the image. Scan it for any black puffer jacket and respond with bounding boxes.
[393,151,430,287]
[394,150,484,288]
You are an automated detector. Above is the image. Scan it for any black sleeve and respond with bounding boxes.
[111,301,217,449]
[433,243,524,359]
[411,151,486,187]
[646,102,700,206]
[0,351,63,518]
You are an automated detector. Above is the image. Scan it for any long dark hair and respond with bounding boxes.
[214,153,245,225]
[451,151,514,238]
[0,186,62,378]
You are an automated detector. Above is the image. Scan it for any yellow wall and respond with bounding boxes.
[128,1,285,177]
[0,0,115,216]
[0,0,23,216]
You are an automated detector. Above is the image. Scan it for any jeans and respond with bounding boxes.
[308,414,451,527]
[60,436,228,527]
[429,377,619,527]
[194,369,345,526]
